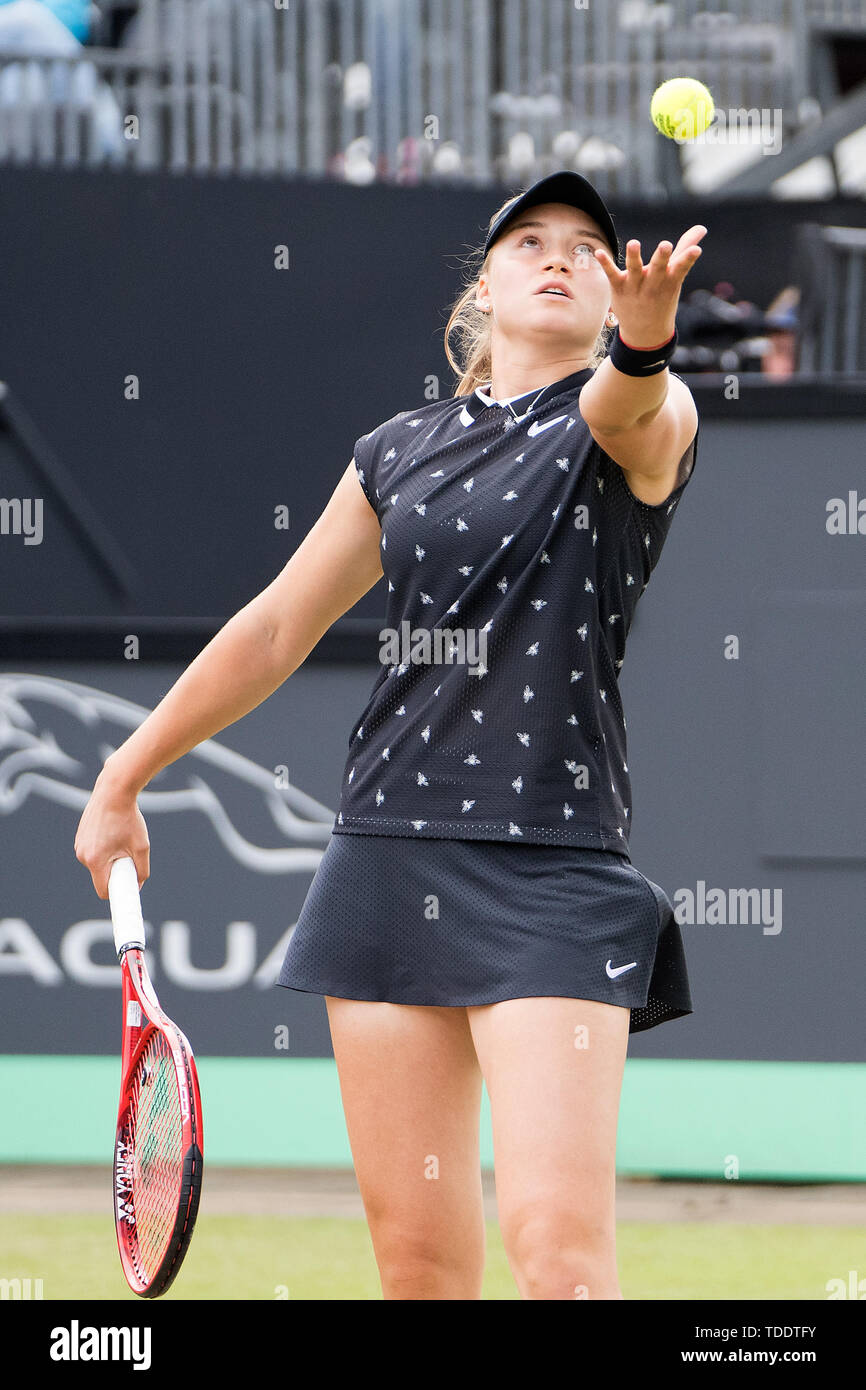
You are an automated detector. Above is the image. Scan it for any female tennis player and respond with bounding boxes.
[74,170,704,1301]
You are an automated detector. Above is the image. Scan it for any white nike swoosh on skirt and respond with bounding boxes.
[606,959,638,978]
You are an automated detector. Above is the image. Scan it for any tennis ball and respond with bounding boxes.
[650,77,715,141]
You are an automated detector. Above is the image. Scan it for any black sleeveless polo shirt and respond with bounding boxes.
[332,366,698,854]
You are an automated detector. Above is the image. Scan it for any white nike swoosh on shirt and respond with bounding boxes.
[606,959,638,978]
[526,415,568,435]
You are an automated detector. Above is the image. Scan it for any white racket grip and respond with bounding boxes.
[108,856,146,955]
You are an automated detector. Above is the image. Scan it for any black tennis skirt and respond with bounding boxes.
[275,832,692,1033]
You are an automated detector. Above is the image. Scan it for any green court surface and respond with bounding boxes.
[2,1212,862,1300]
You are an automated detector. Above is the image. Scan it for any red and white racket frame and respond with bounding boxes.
[108,856,204,1298]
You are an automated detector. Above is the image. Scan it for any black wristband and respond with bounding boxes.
[609,325,678,376]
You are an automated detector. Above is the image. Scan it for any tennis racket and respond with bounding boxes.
[108,855,203,1298]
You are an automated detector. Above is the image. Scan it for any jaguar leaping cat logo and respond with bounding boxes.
[0,673,334,873]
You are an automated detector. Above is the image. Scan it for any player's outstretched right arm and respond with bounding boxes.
[74,462,382,897]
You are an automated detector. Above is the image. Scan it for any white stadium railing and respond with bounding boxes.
[796,224,866,373]
[0,0,864,195]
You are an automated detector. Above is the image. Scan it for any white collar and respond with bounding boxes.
[458,382,540,428]
[475,382,533,408]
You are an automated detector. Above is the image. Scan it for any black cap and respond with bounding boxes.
[483,171,621,266]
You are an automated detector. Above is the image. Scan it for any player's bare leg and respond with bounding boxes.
[467,995,629,1300]
[325,997,485,1299]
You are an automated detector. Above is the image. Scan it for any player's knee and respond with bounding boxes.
[519,1254,620,1300]
[376,1222,456,1268]
[376,1235,476,1297]
[504,1208,616,1298]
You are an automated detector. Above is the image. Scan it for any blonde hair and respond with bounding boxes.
[444,192,614,397]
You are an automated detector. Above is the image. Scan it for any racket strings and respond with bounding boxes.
[127,1031,185,1280]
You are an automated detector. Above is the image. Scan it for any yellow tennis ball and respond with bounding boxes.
[650,77,715,141]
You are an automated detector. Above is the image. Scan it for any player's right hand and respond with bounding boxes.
[74,775,151,900]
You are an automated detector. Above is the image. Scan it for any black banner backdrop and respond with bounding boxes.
[0,165,864,623]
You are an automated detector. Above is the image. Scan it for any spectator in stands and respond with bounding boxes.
[0,0,91,40]
[0,0,122,154]
[673,280,799,375]
[761,287,799,378]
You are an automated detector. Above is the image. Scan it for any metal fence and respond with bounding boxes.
[0,0,865,194]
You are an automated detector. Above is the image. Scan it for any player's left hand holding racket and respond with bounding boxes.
[108,855,204,1297]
